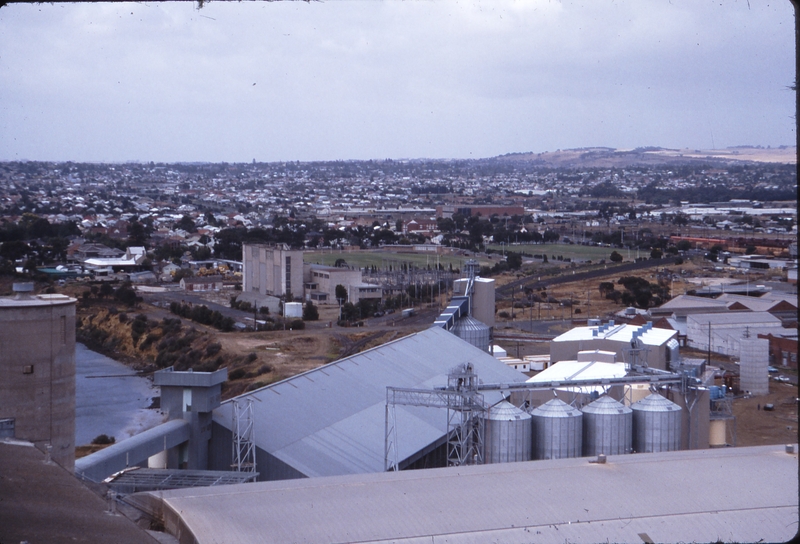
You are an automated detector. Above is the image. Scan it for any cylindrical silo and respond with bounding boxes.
[531,398,582,460]
[0,284,77,470]
[631,393,682,453]
[482,400,532,464]
[581,395,632,456]
[709,419,727,447]
[452,316,491,353]
[739,337,769,396]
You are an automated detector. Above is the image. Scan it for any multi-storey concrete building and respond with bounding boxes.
[242,244,304,300]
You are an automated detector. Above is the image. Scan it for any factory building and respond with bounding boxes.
[685,311,785,357]
[242,243,304,300]
[208,327,528,480]
[0,283,77,471]
[550,321,678,370]
[303,263,381,304]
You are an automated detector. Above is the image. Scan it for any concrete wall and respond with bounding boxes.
[0,295,76,470]
[243,244,303,300]
[304,264,362,303]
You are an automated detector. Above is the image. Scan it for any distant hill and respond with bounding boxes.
[495,146,796,168]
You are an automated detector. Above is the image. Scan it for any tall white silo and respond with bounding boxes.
[739,337,769,396]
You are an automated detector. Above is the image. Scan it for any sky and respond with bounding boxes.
[0,0,795,163]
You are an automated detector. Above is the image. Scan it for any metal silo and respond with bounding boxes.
[631,393,682,453]
[482,401,532,464]
[452,316,491,353]
[531,398,582,460]
[581,395,632,456]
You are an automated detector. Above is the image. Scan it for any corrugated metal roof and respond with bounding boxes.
[686,311,782,326]
[552,323,676,346]
[143,444,799,544]
[213,327,527,478]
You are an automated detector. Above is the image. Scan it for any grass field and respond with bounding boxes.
[304,244,639,271]
[304,249,491,270]
[485,243,637,263]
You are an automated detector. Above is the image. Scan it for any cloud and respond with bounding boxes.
[0,0,794,162]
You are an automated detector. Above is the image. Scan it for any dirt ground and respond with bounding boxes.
[732,379,799,447]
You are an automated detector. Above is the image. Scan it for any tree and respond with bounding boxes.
[98,282,114,299]
[303,301,319,321]
[650,248,663,259]
[609,251,623,263]
[506,252,523,270]
[176,215,197,233]
[335,284,348,303]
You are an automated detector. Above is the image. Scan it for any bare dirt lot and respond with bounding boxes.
[733,380,799,447]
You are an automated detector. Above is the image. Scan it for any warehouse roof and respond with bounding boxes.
[649,295,730,318]
[686,311,782,326]
[138,443,799,544]
[526,360,628,395]
[0,439,159,544]
[552,322,676,347]
[213,326,527,478]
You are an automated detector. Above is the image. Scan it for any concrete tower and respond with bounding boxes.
[0,283,77,470]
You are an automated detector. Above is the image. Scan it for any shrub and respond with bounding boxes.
[229,368,247,380]
[91,434,115,445]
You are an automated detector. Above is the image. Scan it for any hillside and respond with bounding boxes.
[496,146,796,168]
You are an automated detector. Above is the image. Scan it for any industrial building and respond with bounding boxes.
[303,263,382,304]
[133,443,799,544]
[208,326,528,480]
[242,243,304,300]
[0,283,77,470]
[550,320,678,370]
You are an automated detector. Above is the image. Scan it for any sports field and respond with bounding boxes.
[303,249,489,270]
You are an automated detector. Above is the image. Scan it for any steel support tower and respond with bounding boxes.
[232,398,256,474]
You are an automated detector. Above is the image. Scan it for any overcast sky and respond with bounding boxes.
[0,0,795,163]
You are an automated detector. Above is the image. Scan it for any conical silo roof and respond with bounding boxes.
[631,393,680,412]
[582,395,632,415]
[531,398,582,418]
[484,400,531,422]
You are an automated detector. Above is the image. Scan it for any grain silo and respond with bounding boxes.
[531,398,582,460]
[631,393,682,453]
[452,316,491,353]
[739,337,769,396]
[481,400,532,464]
[581,395,632,456]
[0,283,77,470]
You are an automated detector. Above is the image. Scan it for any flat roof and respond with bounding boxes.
[140,444,799,544]
[553,323,676,346]
[0,293,76,307]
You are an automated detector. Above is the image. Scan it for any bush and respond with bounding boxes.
[290,319,305,330]
[229,368,247,380]
[303,301,319,321]
[91,434,115,445]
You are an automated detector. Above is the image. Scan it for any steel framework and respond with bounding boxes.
[384,364,688,472]
[232,398,256,474]
[385,363,485,471]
